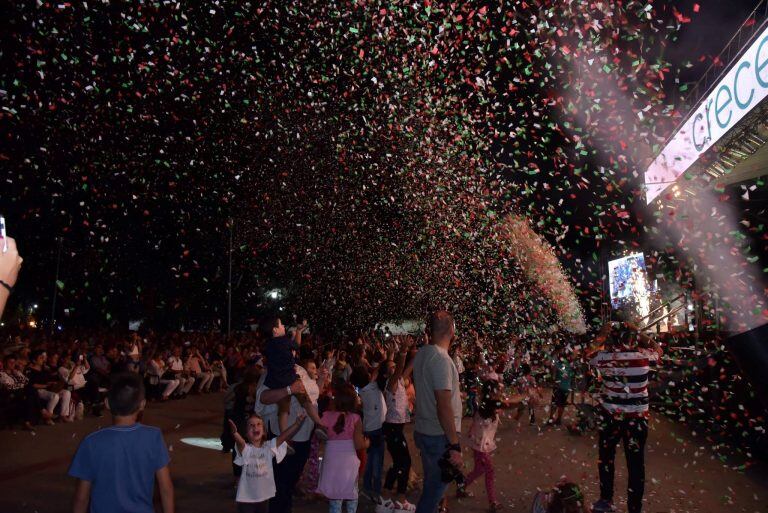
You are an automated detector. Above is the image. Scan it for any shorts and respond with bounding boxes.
[551,388,569,408]
[264,364,299,389]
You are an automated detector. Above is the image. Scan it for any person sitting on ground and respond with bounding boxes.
[260,316,326,437]
[69,372,174,513]
[530,478,589,513]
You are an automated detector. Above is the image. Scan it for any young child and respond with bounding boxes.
[68,372,174,513]
[530,479,589,513]
[514,363,542,424]
[462,375,513,513]
[228,411,306,512]
[316,383,369,513]
[260,316,326,437]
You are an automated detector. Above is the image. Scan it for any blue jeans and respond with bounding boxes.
[414,432,449,513]
[363,428,385,495]
[329,499,358,513]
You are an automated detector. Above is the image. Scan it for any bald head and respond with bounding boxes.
[428,310,455,347]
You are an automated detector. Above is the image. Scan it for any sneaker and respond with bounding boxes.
[375,498,395,513]
[591,499,616,512]
[314,427,329,442]
[456,488,474,499]
[393,500,416,513]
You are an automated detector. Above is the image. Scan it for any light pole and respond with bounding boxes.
[227,219,233,339]
[50,236,63,334]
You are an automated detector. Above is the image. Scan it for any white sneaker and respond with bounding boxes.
[375,498,395,513]
[393,500,416,513]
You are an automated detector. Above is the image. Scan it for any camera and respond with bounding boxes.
[438,450,463,483]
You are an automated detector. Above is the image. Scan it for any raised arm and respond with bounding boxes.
[387,338,411,393]
[227,418,247,454]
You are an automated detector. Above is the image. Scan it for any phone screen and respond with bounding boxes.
[0,215,7,253]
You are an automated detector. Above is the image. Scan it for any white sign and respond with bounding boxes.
[645,25,768,203]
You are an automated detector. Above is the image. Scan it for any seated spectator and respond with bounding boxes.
[27,350,73,423]
[0,353,37,429]
[89,344,112,390]
[147,351,180,401]
[58,352,93,419]
[186,346,214,393]
[168,347,195,397]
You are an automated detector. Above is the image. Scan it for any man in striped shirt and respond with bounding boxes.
[588,322,662,513]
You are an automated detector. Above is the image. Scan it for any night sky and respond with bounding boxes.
[2,0,766,337]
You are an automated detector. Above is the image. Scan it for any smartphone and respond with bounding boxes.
[0,215,7,253]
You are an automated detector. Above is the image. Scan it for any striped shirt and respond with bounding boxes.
[589,346,661,418]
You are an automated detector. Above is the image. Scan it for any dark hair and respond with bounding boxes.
[107,372,145,416]
[547,481,584,513]
[332,383,358,434]
[521,363,532,376]
[375,360,393,392]
[259,316,281,339]
[609,322,635,348]
[349,365,370,389]
[30,350,46,362]
[478,379,501,420]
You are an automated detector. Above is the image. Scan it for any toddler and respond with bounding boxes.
[261,316,325,437]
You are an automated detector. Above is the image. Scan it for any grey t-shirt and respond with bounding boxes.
[413,344,462,436]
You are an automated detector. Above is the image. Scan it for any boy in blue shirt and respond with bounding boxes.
[69,372,174,513]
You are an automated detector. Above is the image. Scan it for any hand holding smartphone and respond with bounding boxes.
[0,215,7,253]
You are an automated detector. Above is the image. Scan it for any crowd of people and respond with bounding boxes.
[1,304,664,513]
[0,328,262,430]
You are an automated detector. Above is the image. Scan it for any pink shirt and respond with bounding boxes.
[468,414,499,453]
[320,411,360,441]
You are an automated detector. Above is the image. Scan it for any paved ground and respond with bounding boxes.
[1,392,767,513]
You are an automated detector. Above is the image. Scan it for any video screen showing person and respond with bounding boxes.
[608,252,652,311]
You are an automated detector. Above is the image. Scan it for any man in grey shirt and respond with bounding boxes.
[413,310,463,513]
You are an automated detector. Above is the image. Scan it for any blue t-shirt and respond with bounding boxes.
[68,423,170,513]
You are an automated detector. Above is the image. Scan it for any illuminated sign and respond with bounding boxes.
[645,24,768,203]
